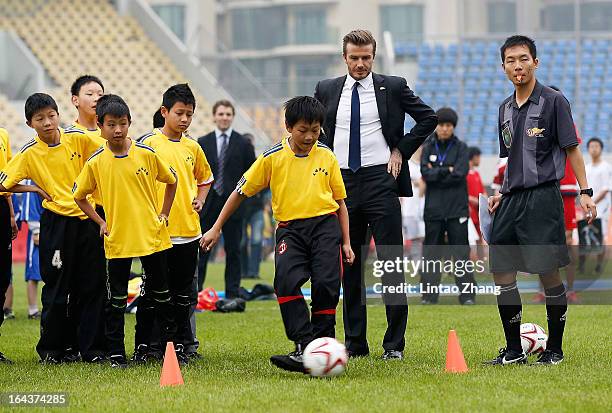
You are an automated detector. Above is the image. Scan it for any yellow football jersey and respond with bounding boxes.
[0,128,11,169]
[72,139,177,259]
[70,122,105,206]
[0,128,100,218]
[0,128,11,197]
[237,137,346,222]
[70,122,104,145]
[139,129,213,239]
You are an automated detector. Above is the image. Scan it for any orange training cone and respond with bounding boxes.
[160,342,184,387]
[445,330,468,373]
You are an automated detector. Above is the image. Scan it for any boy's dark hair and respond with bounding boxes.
[436,107,458,127]
[468,146,482,160]
[162,83,196,111]
[25,93,58,123]
[343,29,376,57]
[153,108,165,128]
[500,35,537,62]
[71,75,104,96]
[587,137,604,150]
[284,96,325,128]
[96,94,131,125]
[212,99,235,116]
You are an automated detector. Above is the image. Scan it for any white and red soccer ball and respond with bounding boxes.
[520,323,548,355]
[303,337,348,377]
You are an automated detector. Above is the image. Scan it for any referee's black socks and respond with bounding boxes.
[544,284,567,355]
[496,282,523,352]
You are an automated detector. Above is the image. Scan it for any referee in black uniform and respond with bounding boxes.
[487,36,596,366]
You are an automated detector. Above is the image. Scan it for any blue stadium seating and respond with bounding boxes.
[398,39,612,154]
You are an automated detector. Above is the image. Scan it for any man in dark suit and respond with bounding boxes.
[314,29,437,360]
[197,100,256,298]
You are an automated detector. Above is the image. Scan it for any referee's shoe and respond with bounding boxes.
[485,348,527,365]
[535,349,564,365]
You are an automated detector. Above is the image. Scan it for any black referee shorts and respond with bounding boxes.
[490,181,570,274]
[274,213,342,347]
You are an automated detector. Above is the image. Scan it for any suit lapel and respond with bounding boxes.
[373,73,388,129]
[330,75,346,116]
[328,76,346,139]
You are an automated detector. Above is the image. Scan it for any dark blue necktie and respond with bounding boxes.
[348,82,361,172]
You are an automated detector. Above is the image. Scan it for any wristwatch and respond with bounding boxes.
[580,188,594,197]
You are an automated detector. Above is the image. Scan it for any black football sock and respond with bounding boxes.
[545,284,567,355]
[496,282,523,353]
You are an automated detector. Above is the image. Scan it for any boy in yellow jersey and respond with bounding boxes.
[0,127,18,363]
[69,75,106,207]
[73,95,179,368]
[202,96,355,373]
[66,75,107,357]
[70,75,105,142]
[0,93,107,364]
[137,84,213,363]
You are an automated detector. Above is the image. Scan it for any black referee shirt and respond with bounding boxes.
[497,81,579,194]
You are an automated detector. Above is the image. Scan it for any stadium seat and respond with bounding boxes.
[410,37,610,147]
[0,0,216,138]
[0,93,28,149]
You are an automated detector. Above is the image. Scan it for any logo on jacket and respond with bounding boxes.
[526,127,546,137]
[277,240,287,255]
[70,151,82,161]
[186,155,194,166]
[312,167,328,176]
[136,167,149,176]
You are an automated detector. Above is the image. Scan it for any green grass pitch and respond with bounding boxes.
[0,262,610,412]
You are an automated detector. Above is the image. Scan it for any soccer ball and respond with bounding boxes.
[303,337,348,377]
[520,323,548,355]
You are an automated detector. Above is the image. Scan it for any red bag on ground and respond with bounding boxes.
[197,287,219,311]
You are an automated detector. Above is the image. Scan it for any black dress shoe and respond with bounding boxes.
[347,350,370,358]
[381,350,403,360]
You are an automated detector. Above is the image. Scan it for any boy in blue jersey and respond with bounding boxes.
[20,180,43,319]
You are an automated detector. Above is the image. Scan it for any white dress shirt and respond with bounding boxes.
[333,72,390,169]
[215,127,233,158]
[585,160,611,235]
